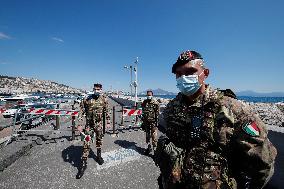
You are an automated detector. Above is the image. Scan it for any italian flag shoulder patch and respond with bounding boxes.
[242,121,260,137]
[80,132,94,142]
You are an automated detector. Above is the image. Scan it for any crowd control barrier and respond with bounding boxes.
[120,106,142,127]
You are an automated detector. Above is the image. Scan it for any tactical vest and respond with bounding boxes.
[160,94,237,189]
[142,100,159,122]
[84,95,105,122]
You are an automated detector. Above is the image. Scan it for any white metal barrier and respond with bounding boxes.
[5,108,80,141]
[120,106,142,127]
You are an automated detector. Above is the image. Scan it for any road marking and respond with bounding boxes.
[97,146,141,170]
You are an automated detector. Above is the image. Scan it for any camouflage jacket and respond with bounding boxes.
[141,98,159,122]
[79,94,110,123]
[162,86,277,189]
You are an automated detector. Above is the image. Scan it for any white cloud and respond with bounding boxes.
[0,32,11,40]
[51,37,64,43]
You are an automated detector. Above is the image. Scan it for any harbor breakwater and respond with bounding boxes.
[110,96,284,128]
[246,102,284,127]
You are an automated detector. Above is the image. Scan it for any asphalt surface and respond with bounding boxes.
[0,99,160,189]
[264,131,284,189]
[0,98,283,189]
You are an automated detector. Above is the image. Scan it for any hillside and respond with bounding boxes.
[0,75,82,94]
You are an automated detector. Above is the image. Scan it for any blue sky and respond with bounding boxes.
[0,0,283,93]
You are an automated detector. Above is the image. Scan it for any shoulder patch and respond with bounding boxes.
[242,121,260,137]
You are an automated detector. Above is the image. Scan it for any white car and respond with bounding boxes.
[74,99,81,104]
[2,104,29,118]
[2,108,19,118]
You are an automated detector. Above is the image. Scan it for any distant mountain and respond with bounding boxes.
[139,88,177,95]
[236,90,284,97]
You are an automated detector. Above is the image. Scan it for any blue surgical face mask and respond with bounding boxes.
[147,96,153,100]
[176,71,204,96]
[93,90,101,96]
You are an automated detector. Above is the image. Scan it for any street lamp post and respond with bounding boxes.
[130,65,133,97]
[133,57,138,107]
[124,65,133,97]
[124,57,139,107]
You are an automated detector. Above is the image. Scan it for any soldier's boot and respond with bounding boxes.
[76,159,87,179]
[144,143,152,155]
[96,148,104,165]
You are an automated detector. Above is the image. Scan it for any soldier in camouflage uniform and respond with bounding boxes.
[141,90,160,155]
[77,83,110,179]
[155,50,277,188]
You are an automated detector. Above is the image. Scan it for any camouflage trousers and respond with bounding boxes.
[144,121,158,148]
[81,122,103,161]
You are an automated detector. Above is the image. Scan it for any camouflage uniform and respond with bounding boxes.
[79,94,110,166]
[141,98,160,150]
[156,86,277,189]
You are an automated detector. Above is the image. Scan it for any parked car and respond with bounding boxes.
[2,108,19,118]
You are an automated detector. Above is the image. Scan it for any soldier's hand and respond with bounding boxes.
[78,116,83,122]
[77,125,83,132]
[106,123,111,128]
[106,120,111,128]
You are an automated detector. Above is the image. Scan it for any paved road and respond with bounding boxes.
[0,98,283,189]
[0,98,160,189]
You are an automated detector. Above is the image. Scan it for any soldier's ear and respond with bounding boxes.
[204,69,209,78]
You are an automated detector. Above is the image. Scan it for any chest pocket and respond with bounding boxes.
[201,102,220,143]
[202,101,236,149]
[86,99,104,115]
[188,102,219,143]
[188,107,203,140]
[143,103,157,120]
